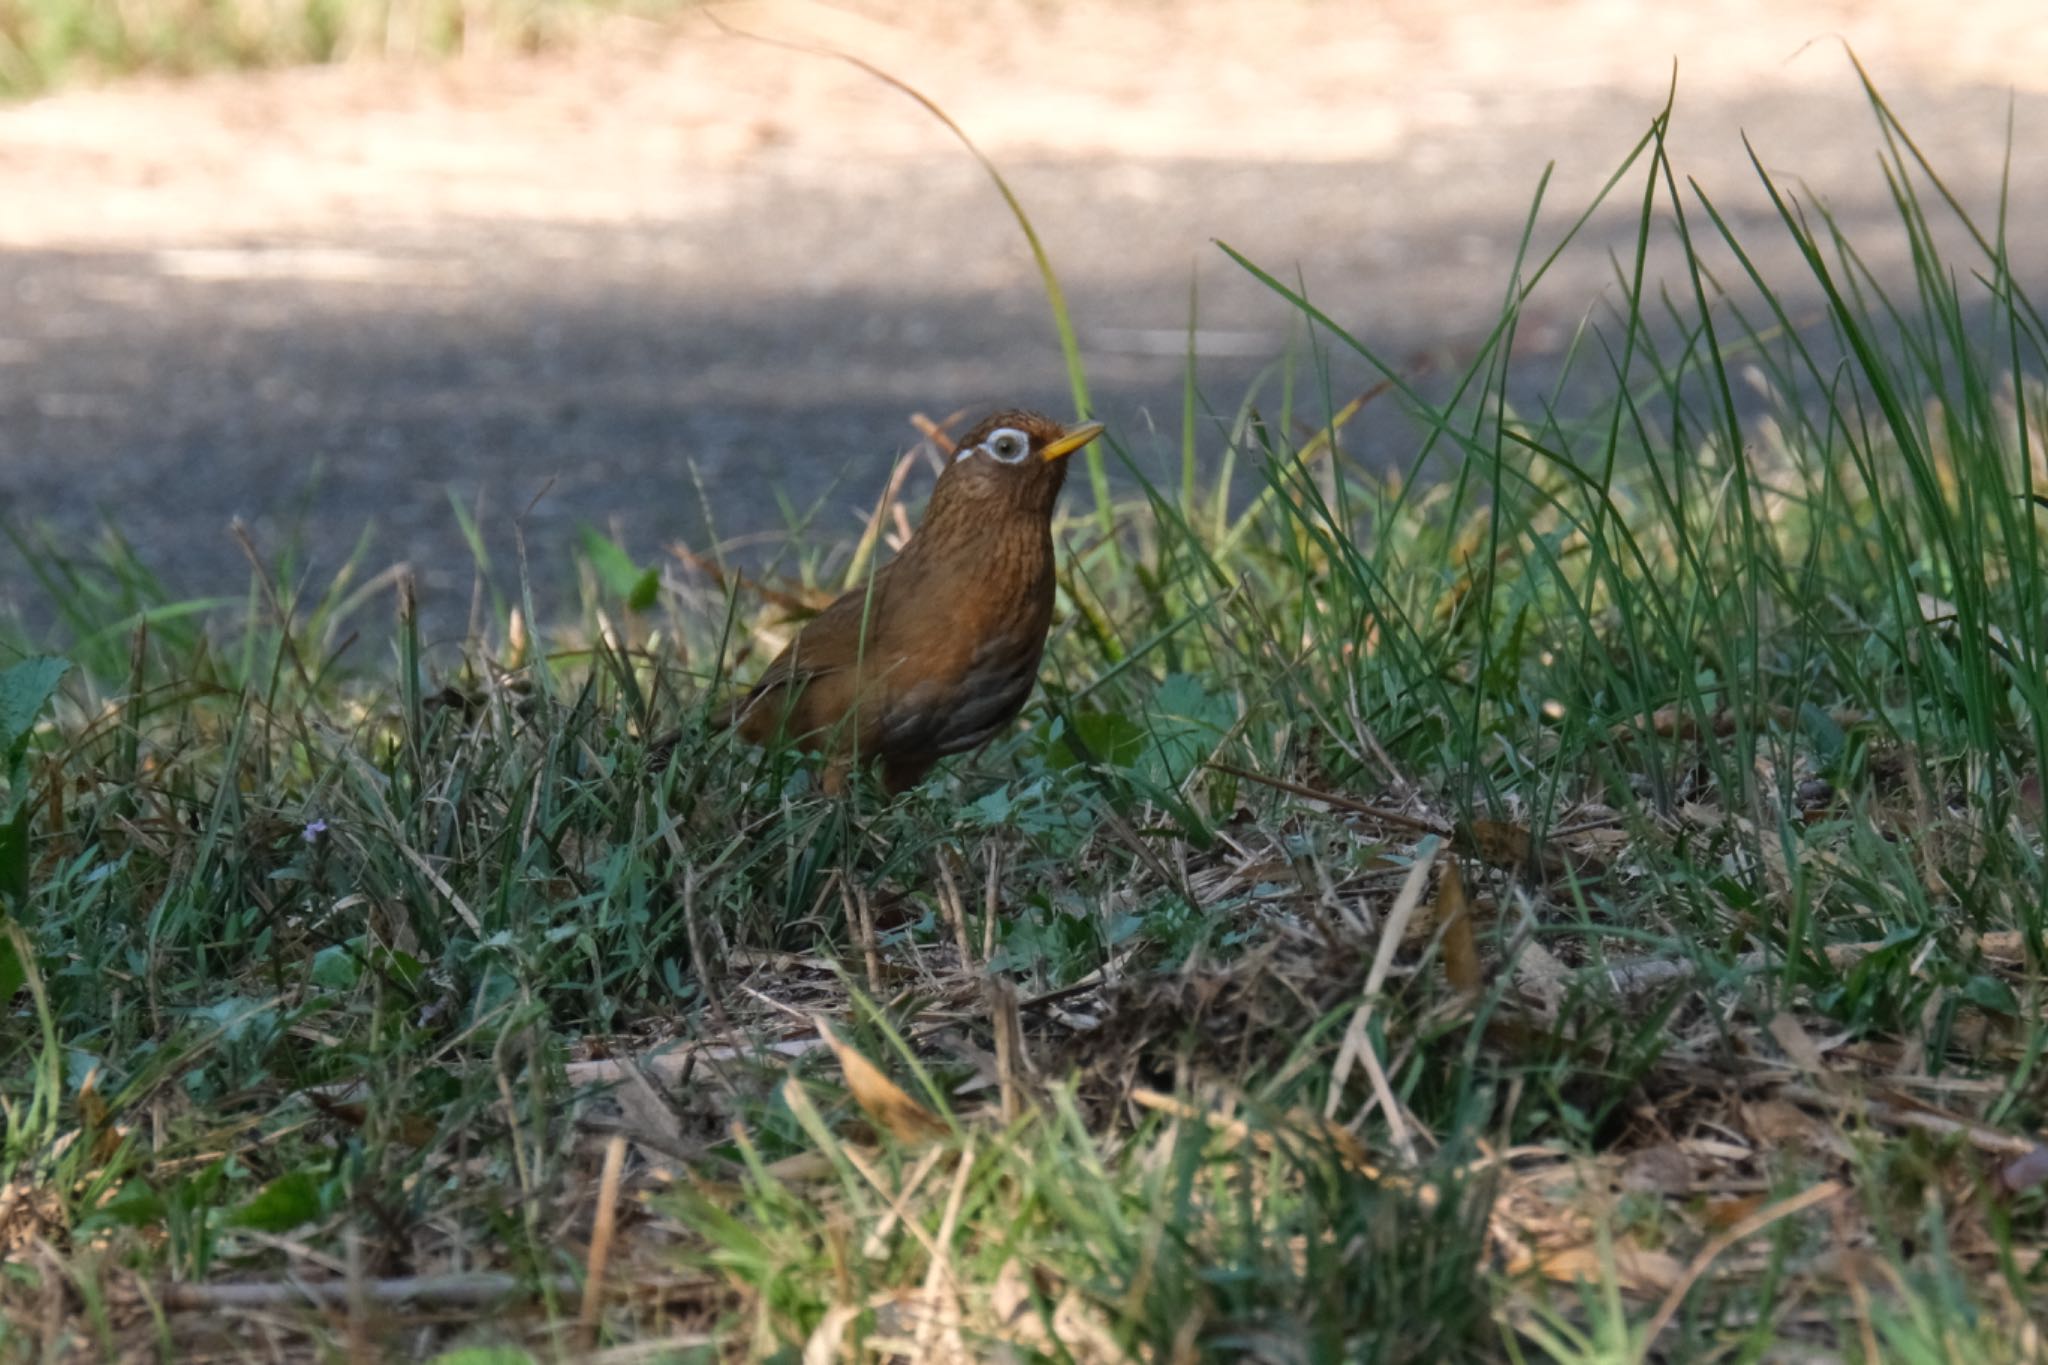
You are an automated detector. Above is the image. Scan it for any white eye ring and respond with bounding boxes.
[981,427,1031,464]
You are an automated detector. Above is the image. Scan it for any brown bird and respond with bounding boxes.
[729,409,1104,795]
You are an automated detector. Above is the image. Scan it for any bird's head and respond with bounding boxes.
[927,409,1104,522]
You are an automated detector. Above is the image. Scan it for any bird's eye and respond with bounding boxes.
[984,428,1030,464]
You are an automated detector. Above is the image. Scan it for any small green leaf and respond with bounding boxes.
[1798,702,1846,763]
[229,1170,324,1232]
[1051,712,1147,769]
[0,656,69,756]
[578,528,660,611]
[1962,973,2019,1016]
[1,659,68,860]
[627,567,660,612]
[310,942,361,989]
[371,946,426,990]
[98,1180,168,1228]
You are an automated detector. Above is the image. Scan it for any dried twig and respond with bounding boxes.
[908,407,975,456]
[1205,761,1450,835]
[1774,1083,2041,1158]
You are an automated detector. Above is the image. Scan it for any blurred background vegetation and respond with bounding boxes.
[0,0,689,96]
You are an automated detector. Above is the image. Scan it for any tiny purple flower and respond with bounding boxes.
[302,819,329,843]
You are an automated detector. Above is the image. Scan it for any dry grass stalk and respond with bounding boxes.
[934,850,975,969]
[842,880,884,992]
[987,974,1030,1125]
[981,842,1002,962]
[676,862,733,1035]
[1326,851,1436,1140]
[578,1133,629,1350]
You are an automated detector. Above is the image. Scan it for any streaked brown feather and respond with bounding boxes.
[726,409,1089,794]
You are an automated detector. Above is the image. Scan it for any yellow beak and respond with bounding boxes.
[1041,421,1105,462]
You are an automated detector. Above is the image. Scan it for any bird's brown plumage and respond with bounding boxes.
[730,409,1102,794]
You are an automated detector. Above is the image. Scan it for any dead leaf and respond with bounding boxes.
[803,1304,864,1365]
[816,1019,948,1145]
[763,1151,840,1185]
[1701,1194,1768,1230]
[1534,1238,1685,1296]
[1437,858,1481,995]
[1768,1013,1833,1081]
[1742,1097,1830,1150]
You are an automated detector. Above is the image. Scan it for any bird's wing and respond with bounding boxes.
[724,570,896,734]
[722,641,837,734]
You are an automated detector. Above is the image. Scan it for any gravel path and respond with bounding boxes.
[1,0,2043,635]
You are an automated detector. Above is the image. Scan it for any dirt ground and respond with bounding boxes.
[1,0,2043,632]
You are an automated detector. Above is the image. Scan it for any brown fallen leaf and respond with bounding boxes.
[1701,1194,1768,1230]
[1437,858,1481,996]
[1533,1238,1685,1296]
[1741,1097,1836,1153]
[815,1019,948,1145]
[763,1151,841,1185]
[1767,1012,1835,1084]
